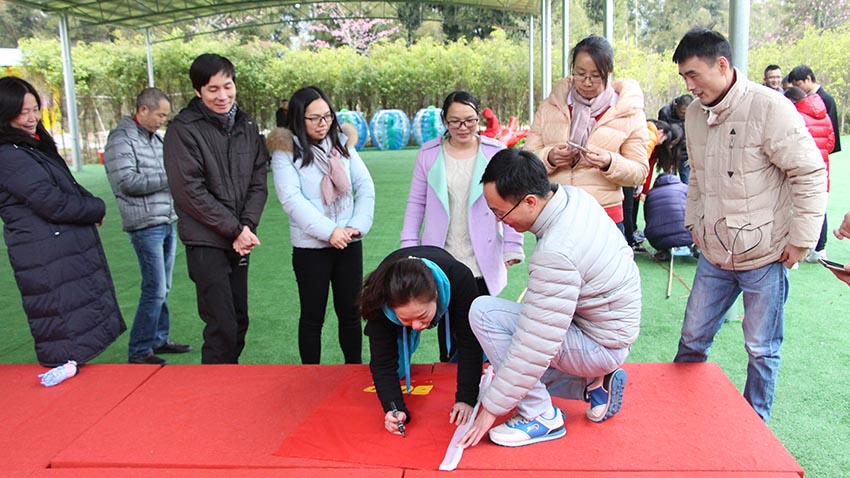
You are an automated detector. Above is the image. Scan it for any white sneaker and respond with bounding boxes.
[805,249,824,263]
[805,249,820,264]
[488,406,566,447]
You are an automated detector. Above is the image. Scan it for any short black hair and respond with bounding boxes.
[189,53,236,92]
[571,35,614,81]
[674,94,694,108]
[481,148,552,203]
[788,65,815,83]
[764,64,781,77]
[135,87,170,112]
[672,28,733,68]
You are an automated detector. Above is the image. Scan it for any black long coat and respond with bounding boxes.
[0,140,125,367]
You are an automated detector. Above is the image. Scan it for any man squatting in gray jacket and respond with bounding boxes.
[672,29,826,422]
[103,88,192,366]
[459,148,642,448]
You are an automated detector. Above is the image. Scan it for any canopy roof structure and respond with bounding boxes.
[7,0,752,171]
[9,0,541,29]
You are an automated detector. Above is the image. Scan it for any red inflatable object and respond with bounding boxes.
[481,107,529,148]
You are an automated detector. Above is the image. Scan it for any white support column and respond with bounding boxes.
[145,28,155,87]
[729,0,750,77]
[541,0,552,98]
[529,16,535,123]
[562,0,569,78]
[604,0,614,45]
[59,14,82,171]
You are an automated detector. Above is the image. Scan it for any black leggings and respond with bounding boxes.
[292,242,363,364]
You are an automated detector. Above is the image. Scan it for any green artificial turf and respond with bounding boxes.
[1,141,848,476]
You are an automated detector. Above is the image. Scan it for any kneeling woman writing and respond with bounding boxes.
[361,246,483,435]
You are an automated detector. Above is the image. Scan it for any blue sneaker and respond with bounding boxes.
[672,245,692,257]
[488,406,566,447]
[632,230,646,244]
[585,368,627,422]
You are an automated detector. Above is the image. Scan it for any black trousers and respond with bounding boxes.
[815,215,828,252]
[292,241,363,364]
[186,246,250,364]
[622,186,638,245]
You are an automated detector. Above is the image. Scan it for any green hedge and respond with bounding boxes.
[16,26,848,163]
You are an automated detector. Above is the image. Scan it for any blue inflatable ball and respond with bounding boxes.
[369,109,411,151]
[336,109,369,150]
[412,106,446,146]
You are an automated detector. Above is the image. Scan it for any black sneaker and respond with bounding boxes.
[129,353,168,366]
[631,244,648,253]
[654,249,671,262]
[154,340,193,354]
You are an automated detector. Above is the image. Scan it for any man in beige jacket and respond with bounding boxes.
[671,28,827,422]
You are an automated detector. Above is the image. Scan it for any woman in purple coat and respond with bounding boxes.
[400,91,524,360]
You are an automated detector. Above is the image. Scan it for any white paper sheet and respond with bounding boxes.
[438,366,494,471]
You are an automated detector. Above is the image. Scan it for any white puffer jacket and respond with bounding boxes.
[482,186,642,416]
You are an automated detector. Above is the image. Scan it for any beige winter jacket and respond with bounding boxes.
[685,69,827,271]
[524,77,649,210]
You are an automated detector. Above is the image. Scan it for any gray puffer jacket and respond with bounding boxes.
[103,116,176,232]
[481,186,642,416]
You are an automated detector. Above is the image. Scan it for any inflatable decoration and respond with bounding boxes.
[370,109,411,150]
[480,107,529,148]
[412,106,446,146]
[336,109,370,150]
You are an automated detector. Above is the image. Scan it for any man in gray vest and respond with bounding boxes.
[104,88,192,365]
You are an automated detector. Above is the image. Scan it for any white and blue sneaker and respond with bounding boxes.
[585,368,627,422]
[488,406,566,447]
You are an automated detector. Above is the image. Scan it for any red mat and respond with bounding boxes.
[276,365,458,469]
[30,468,402,478]
[407,472,802,478]
[0,364,160,470]
[50,364,384,469]
[276,363,803,475]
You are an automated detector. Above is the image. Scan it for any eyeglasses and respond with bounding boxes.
[446,118,479,129]
[573,72,604,84]
[493,194,528,222]
[305,112,334,125]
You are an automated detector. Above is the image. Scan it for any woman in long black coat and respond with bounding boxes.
[0,76,125,368]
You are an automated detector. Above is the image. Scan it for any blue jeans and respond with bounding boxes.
[470,296,629,419]
[127,223,176,359]
[675,256,788,422]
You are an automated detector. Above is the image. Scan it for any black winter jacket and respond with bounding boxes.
[0,140,125,367]
[164,98,268,249]
[363,246,483,420]
[658,102,689,165]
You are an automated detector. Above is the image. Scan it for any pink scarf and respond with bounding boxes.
[568,82,616,149]
[312,137,352,216]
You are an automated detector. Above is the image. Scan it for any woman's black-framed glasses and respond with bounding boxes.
[305,112,334,125]
[446,118,479,129]
[495,194,528,222]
